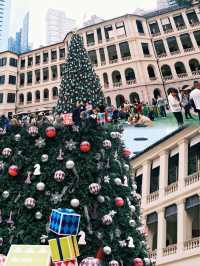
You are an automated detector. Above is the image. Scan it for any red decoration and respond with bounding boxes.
[96,247,104,260]
[45,127,56,138]
[133,258,144,266]
[8,165,19,177]
[80,141,91,153]
[115,197,124,207]
[123,148,131,157]
[53,259,77,266]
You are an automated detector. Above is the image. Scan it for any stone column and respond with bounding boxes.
[182,12,190,28]
[159,150,169,198]
[141,160,151,207]
[178,139,188,192]
[177,199,186,255]
[157,208,166,259]
[96,49,101,68]
[115,43,121,63]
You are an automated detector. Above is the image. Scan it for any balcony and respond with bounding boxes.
[126,80,136,86]
[43,98,49,102]
[27,101,32,105]
[147,191,159,204]
[184,47,195,53]
[148,250,157,261]
[177,73,188,79]
[164,28,173,34]
[117,34,126,39]
[109,59,118,64]
[190,21,200,27]
[177,25,187,31]
[35,99,40,103]
[113,82,122,88]
[101,61,106,66]
[150,77,157,81]
[163,75,173,81]
[185,171,200,186]
[158,53,167,58]
[122,56,131,61]
[165,182,178,196]
[152,32,161,37]
[106,37,115,42]
[170,50,180,56]
[184,237,200,251]
[192,70,200,76]
[87,42,95,47]
[163,244,177,256]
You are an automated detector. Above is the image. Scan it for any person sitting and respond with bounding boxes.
[128,113,153,127]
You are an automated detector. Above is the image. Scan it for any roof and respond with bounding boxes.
[131,126,187,161]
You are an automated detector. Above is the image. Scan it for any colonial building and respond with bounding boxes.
[131,126,200,266]
[1,1,200,115]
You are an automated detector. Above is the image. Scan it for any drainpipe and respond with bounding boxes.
[145,17,169,103]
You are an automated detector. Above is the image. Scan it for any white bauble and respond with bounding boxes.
[103,246,112,255]
[2,191,9,199]
[130,205,136,213]
[97,195,105,203]
[132,184,137,191]
[70,199,80,208]
[41,154,48,162]
[124,164,129,171]
[35,211,43,220]
[114,178,122,186]
[36,182,45,191]
[129,219,136,227]
[66,160,75,169]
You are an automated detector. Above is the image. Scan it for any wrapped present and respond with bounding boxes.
[53,259,77,266]
[4,245,51,266]
[62,114,73,125]
[49,208,80,235]
[49,236,79,262]
[79,257,102,266]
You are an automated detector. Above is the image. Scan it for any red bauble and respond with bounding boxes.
[115,197,124,207]
[133,258,144,266]
[45,127,56,138]
[8,165,19,177]
[80,141,91,153]
[123,148,131,157]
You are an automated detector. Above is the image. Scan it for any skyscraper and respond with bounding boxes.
[83,15,104,27]
[21,12,30,53]
[157,0,177,9]
[0,0,11,52]
[46,9,76,45]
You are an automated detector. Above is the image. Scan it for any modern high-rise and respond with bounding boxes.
[21,12,30,53]
[83,15,104,27]
[46,9,76,45]
[157,0,177,9]
[0,0,11,52]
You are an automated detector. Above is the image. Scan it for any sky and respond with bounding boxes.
[10,0,157,48]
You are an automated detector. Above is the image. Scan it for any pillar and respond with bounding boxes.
[157,208,166,259]
[178,139,188,191]
[141,160,151,207]
[159,150,169,198]
[177,199,186,255]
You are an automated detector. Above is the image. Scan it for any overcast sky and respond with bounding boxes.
[10,0,157,48]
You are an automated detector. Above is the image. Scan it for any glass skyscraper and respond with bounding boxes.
[0,0,11,52]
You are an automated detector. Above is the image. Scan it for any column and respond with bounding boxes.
[177,199,186,255]
[176,36,183,53]
[178,139,188,191]
[163,39,171,56]
[104,47,110,65]
[169,16,177,32]
[159,150,169,198]
[182,12,190,28]
[157,19,164,35]
[157,208,166,259]
[94,31,98,46]
[141,160,151,207]
[190,32,198,50]
[116,43,121,63]
[96,49,101,67]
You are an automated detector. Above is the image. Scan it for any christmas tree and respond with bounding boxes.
[0,32,151,266]
[56,33,105,114]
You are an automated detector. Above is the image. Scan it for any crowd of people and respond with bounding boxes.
[0,82,199,130]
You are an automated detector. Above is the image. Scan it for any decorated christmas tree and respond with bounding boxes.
[0,32,151,266]
[56,33,105,114]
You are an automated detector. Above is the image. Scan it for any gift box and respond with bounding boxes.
[49,236,79,262]
[53,258,77,266]
[62,114,73,125]
[4,245,51,266]
[49,208,80,235]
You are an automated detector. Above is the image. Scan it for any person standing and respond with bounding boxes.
[168,88,184,126]
[181,91,193,119]
[190,82,200,120]
[157,95,167,117]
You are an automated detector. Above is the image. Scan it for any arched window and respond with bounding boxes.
[129,92,140,103]
[147,65,156,78]
[103,73,109,87]
[112,70,122,85]
[161,65,172,77]
[189,59,200,72]
[153,88,161,98]
[125,68,136,81]
[19,94,24,104]
[35,90,40,102]
[106,96,111,106]
[44,89,49,100]
[175,62,187,74]
[27,92,32,103]
[52,87,58,98]
[116,94,125,108]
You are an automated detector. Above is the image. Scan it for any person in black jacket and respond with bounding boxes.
[72,102,82,127]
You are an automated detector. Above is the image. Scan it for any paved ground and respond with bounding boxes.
[122,113,199,154]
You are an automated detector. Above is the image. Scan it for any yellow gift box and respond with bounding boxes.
[49,236,79,262]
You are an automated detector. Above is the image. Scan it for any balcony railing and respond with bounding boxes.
[87,42,95,47]
[150,77,157,81]
[158,53,167,58]
[177,73,188,79]
[192,70,200,76]
[177,25,187,31]
[126,79,136,86]
[184,237,200,251]
[43,98,49,102]
[185,171,200,186]
[164,28,173,34]
[113,82,122,88]
[152,32,161,37]
[163,75,173,81]
[171,50,180,56]
[109,59,118,64]
[190,21,200,27]
[165,182,178,196]
[184,47,195,53]
[122,56,131,61]
[148,250,157,261]
[147,191,159,204]
[106,37,115,42]
[163,244,177,256]
[101,61,106,66]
